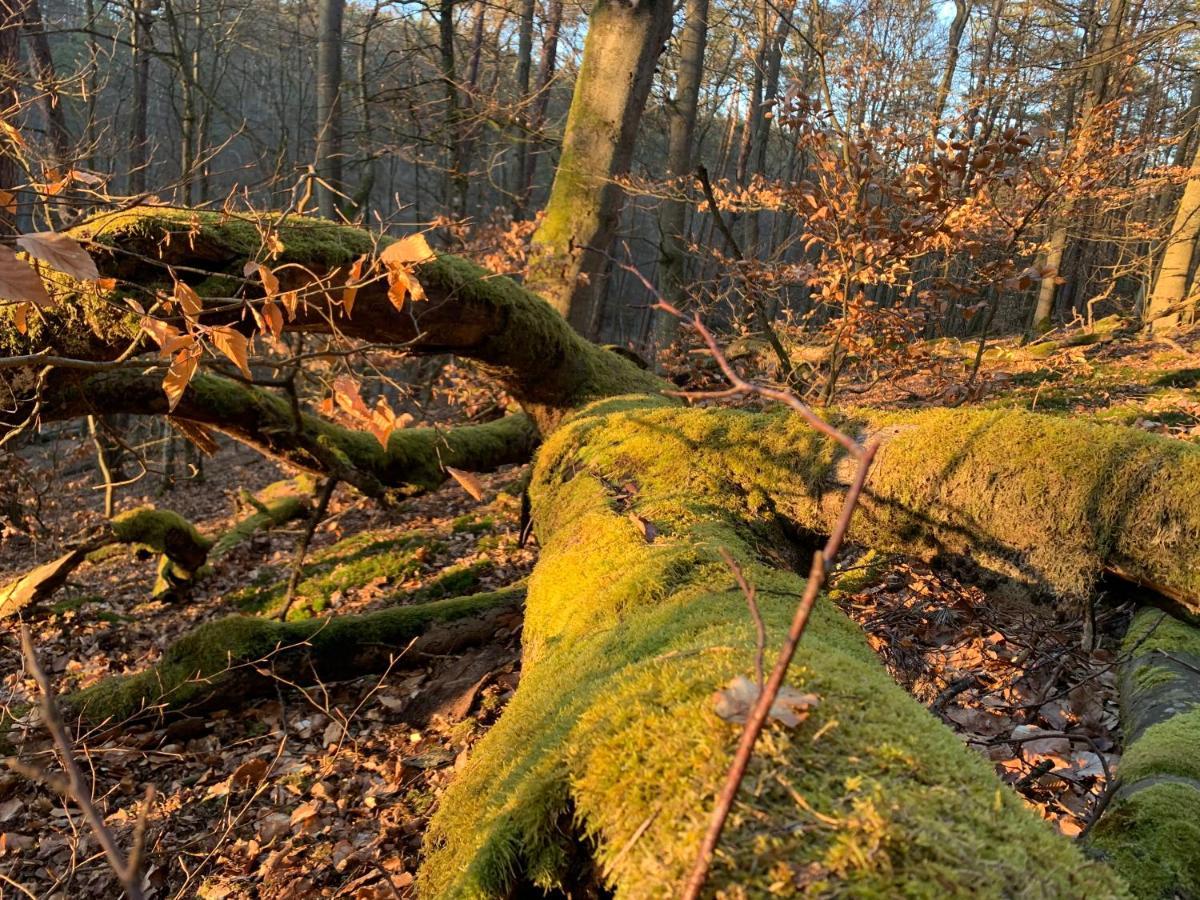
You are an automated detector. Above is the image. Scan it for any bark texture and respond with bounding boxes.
[524,0,673,335]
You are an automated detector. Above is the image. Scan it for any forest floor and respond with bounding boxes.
[0,325,1195,897]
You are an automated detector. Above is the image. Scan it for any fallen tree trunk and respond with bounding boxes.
[1087,608,1200,898]
[6,210,1200,894]
[419,399,1131,897]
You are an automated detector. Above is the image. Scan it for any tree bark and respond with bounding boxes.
[1144,134,1200,329]
[654,0,709,350]
[315,0,345,219]
[524,0,673,336]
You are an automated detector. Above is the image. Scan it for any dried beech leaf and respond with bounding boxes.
[445,466,485,502]
[211,326,251,378]
[713,676,819,728]
[15,232,99,281]
[173,279,203,320]
[380,233,435,267]
[0,247,53,308]
[629,512,658,543]
[162,349,198,411]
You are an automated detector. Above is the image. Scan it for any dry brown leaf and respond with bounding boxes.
[445,466,485,501]
[231,757,270,788]
[628,512,657,543]
[16,231,99,281]
[11,301,28,334]
[713,676,819,728]
[173,279,203,320]
[341,254,367,316]
[211,325,252,378]
[163,349,199,411]
[0,246,53,308]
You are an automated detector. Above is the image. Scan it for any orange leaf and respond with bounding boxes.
[0,247,53,308]
[16,232,99,281]
[141,318,194,356]
[173,279,203,321]
[380,233,435,267]
[341,254,366,316]
[162,349,198,412]
[211,326,251,378]
[12,301,28,334]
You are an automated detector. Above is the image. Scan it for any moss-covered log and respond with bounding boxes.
[41,371,539,499]
[419,398,1128,897]
[68,584,525,722]
[209,476,315,559]
[0,479,313,615]
[1086,608,1200,898]
[2,207,663,434]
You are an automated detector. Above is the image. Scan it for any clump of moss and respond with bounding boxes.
[420,401,1125,898]
[1085,607,1200,898]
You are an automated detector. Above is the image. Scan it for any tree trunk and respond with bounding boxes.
[129,0,153,196]
[654,0,709,350]
[517,0,563,215]
[1144,134,1200,329]
[931,0,970,132]
[524,0,673,336]
[511,0,535,216]
[315,0,344,219]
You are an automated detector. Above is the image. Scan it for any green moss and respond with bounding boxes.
[1088,781,1200,899]
[419,403,1125,898]
[1120,708,1200,785]
[1124,608,1200,660]
[68,585,525,722]
[235,530,438,617]
[50,594,103,615]
[452,514,495,535]
[111,506,213,557]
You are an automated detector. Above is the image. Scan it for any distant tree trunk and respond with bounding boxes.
[931,0,970,131]
[1144,135,1200,329]
[1031,0,1125,332]
[315,0,344,219]
[22,0,70,170]
[518,0,563,214]
[525,0,673,336]
[0,0,22,232]
[511,0,535,216]
[654,0,709,350]
[129,0,154,196]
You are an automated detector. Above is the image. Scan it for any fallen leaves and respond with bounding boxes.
[445,467,485,502]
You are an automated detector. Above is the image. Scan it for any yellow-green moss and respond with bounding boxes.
[209,477,315,559]
[419,402,1125,898]
[1088,781,1200,899]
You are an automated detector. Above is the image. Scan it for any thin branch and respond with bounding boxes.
[676,313,879,900]
[18,626,148,899]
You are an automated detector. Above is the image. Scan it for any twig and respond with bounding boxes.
[18,626,148,899]
[677,311,879,899]
[719,548,765,689]
[277,477,338,620]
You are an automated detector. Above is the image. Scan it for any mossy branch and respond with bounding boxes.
[43,371,540,499]
[67,585,526,723]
